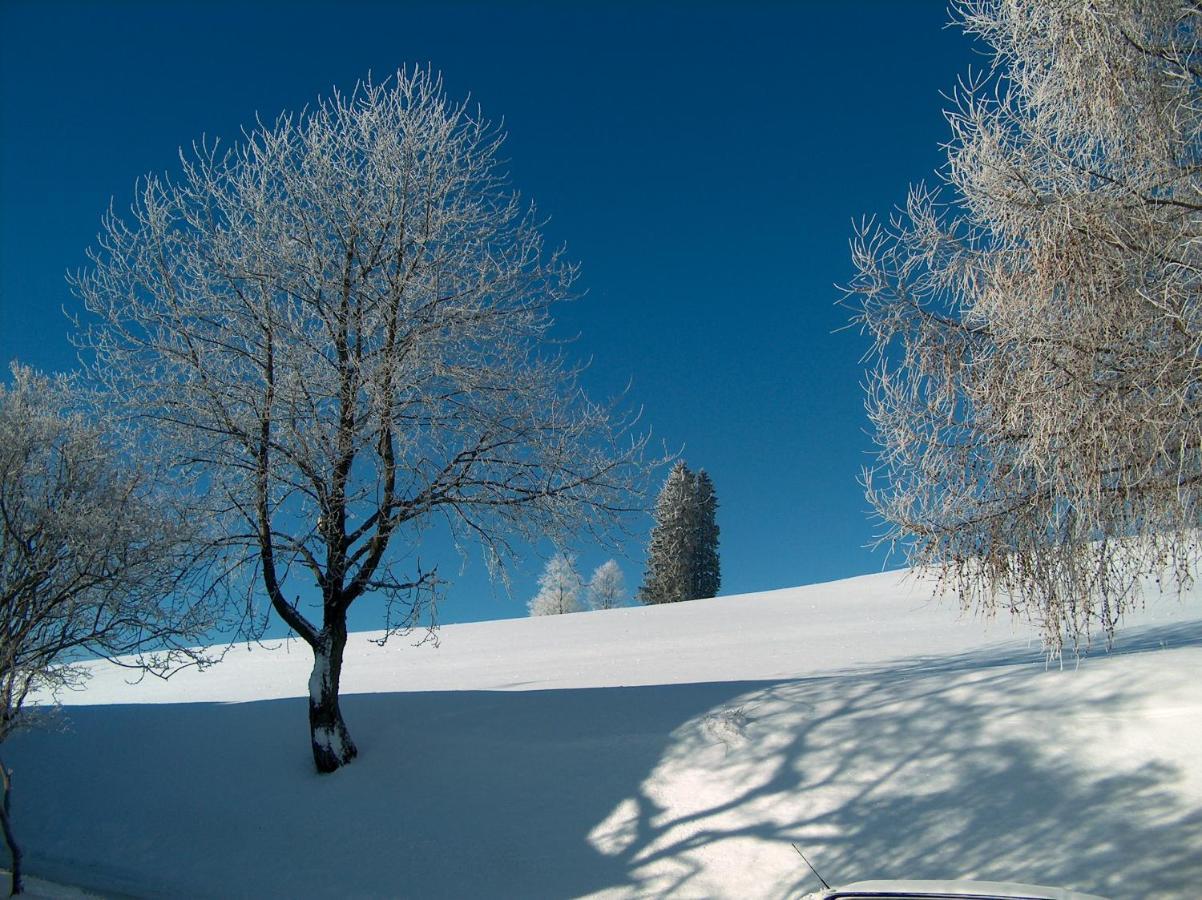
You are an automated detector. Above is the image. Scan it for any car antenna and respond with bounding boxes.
[792,844,831,891]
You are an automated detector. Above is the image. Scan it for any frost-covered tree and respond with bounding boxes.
[528,554,584,616]
[73,69,646,773]
[640,462,695,605]
[639,462,720,604]
[844,0,1202,653]
[0,365,219,894]
[586,559,626,610]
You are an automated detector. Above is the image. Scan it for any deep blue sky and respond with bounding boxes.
[0,1,979,628]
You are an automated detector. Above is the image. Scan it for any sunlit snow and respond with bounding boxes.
[7,569,1201,898]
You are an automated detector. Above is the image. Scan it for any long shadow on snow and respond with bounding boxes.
[6,680,757,898]
[585,620,1202,898]
[5,619,1201,898]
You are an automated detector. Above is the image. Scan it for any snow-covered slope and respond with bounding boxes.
[7,570,1202,898]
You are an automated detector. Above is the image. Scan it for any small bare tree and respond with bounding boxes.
[74,69,645,772]
[528,553,585,616]
[0,365,219,895]
[586,559,626,610]
[845,0,1201,653]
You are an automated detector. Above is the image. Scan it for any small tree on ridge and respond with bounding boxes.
[639,462,720,604]
[587,559,626,610]
[528,554,584,616]
[691,470,721,601]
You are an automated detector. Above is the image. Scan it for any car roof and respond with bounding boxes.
[823,879,1109,900]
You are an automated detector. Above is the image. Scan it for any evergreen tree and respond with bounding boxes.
[528,554,585,616]
[639,462,694,604]
[639,462,720,604]
[691,470,721,600]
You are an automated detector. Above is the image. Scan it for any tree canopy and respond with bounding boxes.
[845,0,1201,652]
[74,69,646,771]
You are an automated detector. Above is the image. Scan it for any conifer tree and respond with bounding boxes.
[639,462,720,604]
[691,470,721,600]
[639,462,694,604]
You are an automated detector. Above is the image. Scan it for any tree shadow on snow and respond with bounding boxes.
[574,620,1202,898]
[4,620,1201,898]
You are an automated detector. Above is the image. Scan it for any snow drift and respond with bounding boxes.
[6,570,1202,898]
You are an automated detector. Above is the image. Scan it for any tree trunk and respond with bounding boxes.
[0,758,22,896]
[308,624,357,773]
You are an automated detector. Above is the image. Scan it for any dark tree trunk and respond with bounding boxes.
[0,758,22,895]
[307,623,358,773]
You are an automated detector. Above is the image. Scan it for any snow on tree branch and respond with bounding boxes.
[71,67,649,771]
[844,0,1202,654]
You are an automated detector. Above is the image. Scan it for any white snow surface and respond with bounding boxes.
[7,569,1202,898]
[0,871,110,899]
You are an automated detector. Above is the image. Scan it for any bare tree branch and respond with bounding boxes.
[844,0,1202,655]
[72,68,649,773]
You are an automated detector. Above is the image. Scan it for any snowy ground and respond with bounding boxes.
[0,871,110,899]
[5,569,1201,898]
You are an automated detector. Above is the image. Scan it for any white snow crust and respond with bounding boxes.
[7,569,1201,898]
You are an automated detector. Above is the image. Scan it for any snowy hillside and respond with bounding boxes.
[7,570,1202,899]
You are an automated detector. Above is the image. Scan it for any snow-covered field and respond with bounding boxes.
[7,570,1202,898]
